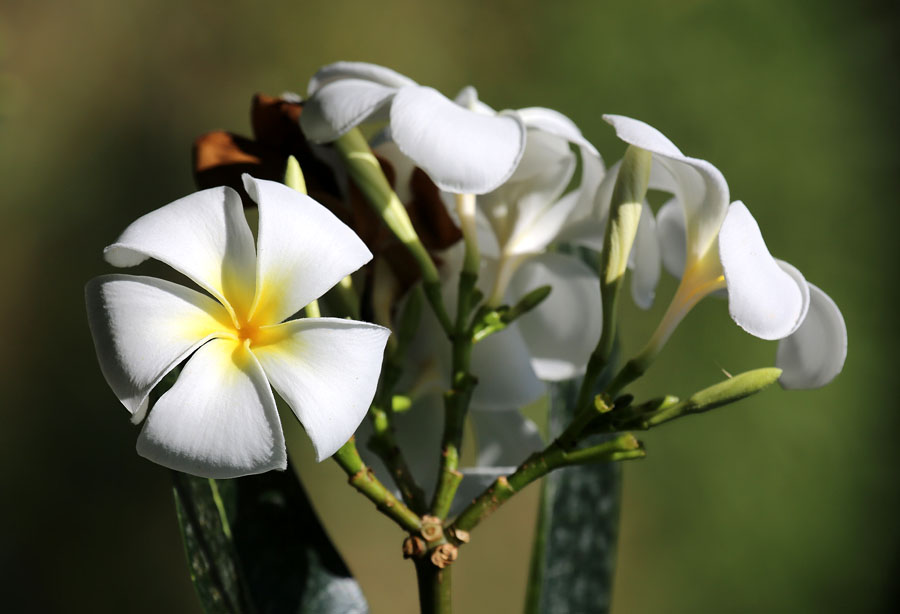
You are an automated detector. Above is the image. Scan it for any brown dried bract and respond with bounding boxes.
[420,515,443,543]
[402,536,427,559]
[430,543,459,569]
[451,528,470,544]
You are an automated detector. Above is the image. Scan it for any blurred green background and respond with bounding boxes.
[1,0,897,612]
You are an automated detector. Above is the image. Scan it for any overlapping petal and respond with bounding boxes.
[300,78,397,143]
[507,253,602,381]
[103,186,257,319]
[251,317,390,461]
[656,198,687,278]
[516,107,600,156]
[307,61,416,93]
[776,284,847,389]
[85,275,232,416]
[718,202,804,340]
[243,176,372,324]
[390,86,526,194]
[136,338,286,478]
[629,202,661,310]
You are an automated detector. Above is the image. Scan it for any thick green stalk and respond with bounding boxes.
[414,558,452,614]
[572,146,652,420]
[332,439,422,533]
[430,270,479,519]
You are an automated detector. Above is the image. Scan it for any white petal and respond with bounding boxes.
[390,85,526,194]
[136,338,286,478]
[603,114,683,158]
[508,128,575,183]
[104,187,257,318]
[85,275,232,415]
[656,198,687,278]
[777,259,811,336]
[718,202,804,340]
[603,115,729,264]
[568,148,606,225]
[307,61,416,94]
[300,79,397,143]
[629,202,661,310]
[251,317,390,461]
[553,151,607,250]
[776,284,847,389]
[479,129,576,254]
[592,159,621,228]
[507,253,602,381]
[470,324,545,410]
[517,106,599,156]
[553,190,605,251]
[244,176,372,325]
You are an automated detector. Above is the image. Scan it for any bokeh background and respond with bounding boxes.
[1,0,897,612]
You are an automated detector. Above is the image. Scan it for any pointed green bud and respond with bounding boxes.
[603,145,652,286]
[505,285,551,323]
[646,367,782,427]
[591,145,653,369]
[284,155,307,194]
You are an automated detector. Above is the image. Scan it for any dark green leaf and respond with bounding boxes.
[173,465,368,614]
[526,378,622,614]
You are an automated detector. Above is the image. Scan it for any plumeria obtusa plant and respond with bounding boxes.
[86,61,847,614]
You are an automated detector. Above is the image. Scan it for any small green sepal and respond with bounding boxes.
[284,155,307,194]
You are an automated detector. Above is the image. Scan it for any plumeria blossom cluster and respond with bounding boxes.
[298,61,846,506]
[87,60,847,607]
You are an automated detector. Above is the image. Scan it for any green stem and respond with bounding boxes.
[365,291,428,512]
[569,145,652,435]
[430,271,479,519]
[332,439,422,533]
[414,558,452,614]
[368,404,427,512]
[605,356,650,398]
[332,128,451,334]
[450,433,643,534]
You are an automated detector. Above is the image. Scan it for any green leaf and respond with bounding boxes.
[525,378,622,614]
[173,466,368,614]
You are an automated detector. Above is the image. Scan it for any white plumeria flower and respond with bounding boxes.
[86,175,391,478]
[652,170,847,389]
[605,115,846,388]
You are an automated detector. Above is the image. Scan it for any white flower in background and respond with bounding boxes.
[300,61,526,194]
[86,175,390,478]
[605,115,846,388]
[301,61,600,197]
